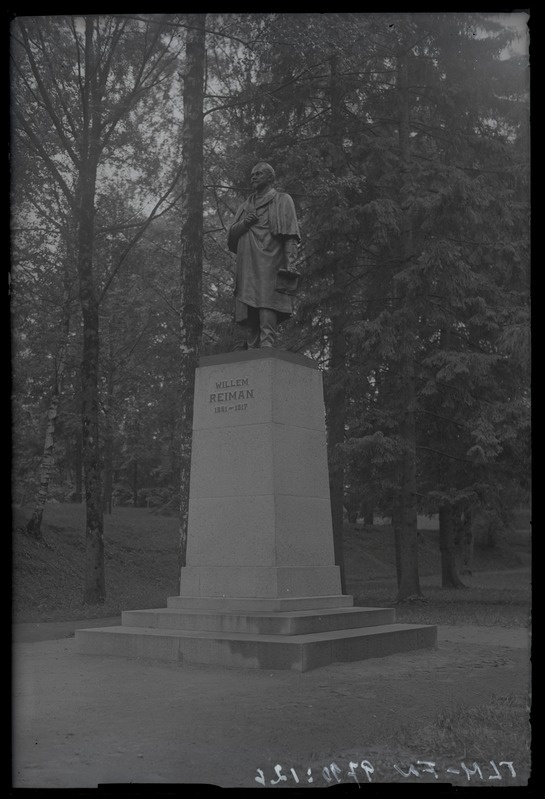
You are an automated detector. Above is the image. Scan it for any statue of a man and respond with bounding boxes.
[227,162,301,349]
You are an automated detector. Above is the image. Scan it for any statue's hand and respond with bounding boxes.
[243,211,258,228]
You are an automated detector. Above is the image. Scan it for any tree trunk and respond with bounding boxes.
[178,14,206,578]
[363,503,374,526]
[439,506,466,587]
[395,403,421,601]
[102,322,115,515]
[79,227,105,604]
[459,510,474,576]
[26,390,62,540]
[392,504,403,589]
[74,431,83,503]
[26,227,74,538]
[327,309,348,594]
[324,53,348,593]
[132,459,138,508]
[26,324,70,538]
[394,49,422,603]
[102,433,113,514]
[78,17,105,605]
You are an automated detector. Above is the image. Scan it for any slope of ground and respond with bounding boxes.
[12,502,527,623]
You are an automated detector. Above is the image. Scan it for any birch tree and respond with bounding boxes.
[11,14,182,602]
[178,14,206,571]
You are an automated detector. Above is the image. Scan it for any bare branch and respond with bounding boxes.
[12,110,75,209]
[98,164,185,302]
[112,14,258,49]
[16,20,81,169]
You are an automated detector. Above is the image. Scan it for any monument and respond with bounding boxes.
[75,163,436,671]
[76,348,436,670]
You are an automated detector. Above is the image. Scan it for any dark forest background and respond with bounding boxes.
[11,13,530,604]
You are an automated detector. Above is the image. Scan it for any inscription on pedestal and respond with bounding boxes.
[209,375,254,414]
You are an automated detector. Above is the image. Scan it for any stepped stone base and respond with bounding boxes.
[167,594,355,612]
[75,602,437,672]
[75,351,438,671]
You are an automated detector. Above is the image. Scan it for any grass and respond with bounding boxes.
[13,503,180,622]
[305,692,531,787]
[353,584,531,627]
[12,502,531,625]
[401,693,531,761]
[13,503,532,786]
[382,693,532,785]
[326,694,532,785]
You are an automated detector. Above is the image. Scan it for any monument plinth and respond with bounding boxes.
[176,348,344,604]
[76,349,436,671]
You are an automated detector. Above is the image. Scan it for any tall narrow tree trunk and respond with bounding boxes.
[26,387,62,540]
[328,307,348,593]
[26,321,70,539]
[325,53,348,593]
[74,431,83,503]
[26,232,74,539]
[79,16,105,605]
[363,503,374,527]
[392,504,403,589]
[439,505,466,588]
[132,460,138,508]
[102,432,113,514]
[102,327,114,515]
[80,246,105,604]
[394,48,422,603]
[396,388,421,600]
[178,14,206,578]
[459,509,474,576]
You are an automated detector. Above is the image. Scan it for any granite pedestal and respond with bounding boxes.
[76,349,436,670]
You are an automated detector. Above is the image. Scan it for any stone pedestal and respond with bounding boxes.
[178,349,344,604]
[76,349,436,671]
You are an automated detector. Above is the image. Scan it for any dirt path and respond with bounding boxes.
[12,625,530,789]
[12,566,531,789]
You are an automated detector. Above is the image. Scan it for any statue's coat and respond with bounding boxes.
[228,188,300,324]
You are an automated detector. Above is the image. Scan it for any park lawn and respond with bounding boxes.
[13,503,181,622]
[12,502,529,624]
[354,583,531,627]
[397,692,531,767]
[355,693,531,785]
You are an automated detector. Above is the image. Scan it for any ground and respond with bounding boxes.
[12,585,531,789]
[12,507,532,789]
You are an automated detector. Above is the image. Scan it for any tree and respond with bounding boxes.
[25,226,75,539]
[11,13,529,606]
[178,14,206,571]
[12,14,182,602]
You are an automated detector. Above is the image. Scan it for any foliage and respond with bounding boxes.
[12,503,528,622]
[11,13,530,598]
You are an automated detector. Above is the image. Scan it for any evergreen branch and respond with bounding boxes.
[416,446,472,464]
[415,409,469,430]
[203,94,260,119]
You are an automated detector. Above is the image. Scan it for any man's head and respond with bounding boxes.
[250,162,275,193]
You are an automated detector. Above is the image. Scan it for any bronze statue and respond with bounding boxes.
[227,162,300,349]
